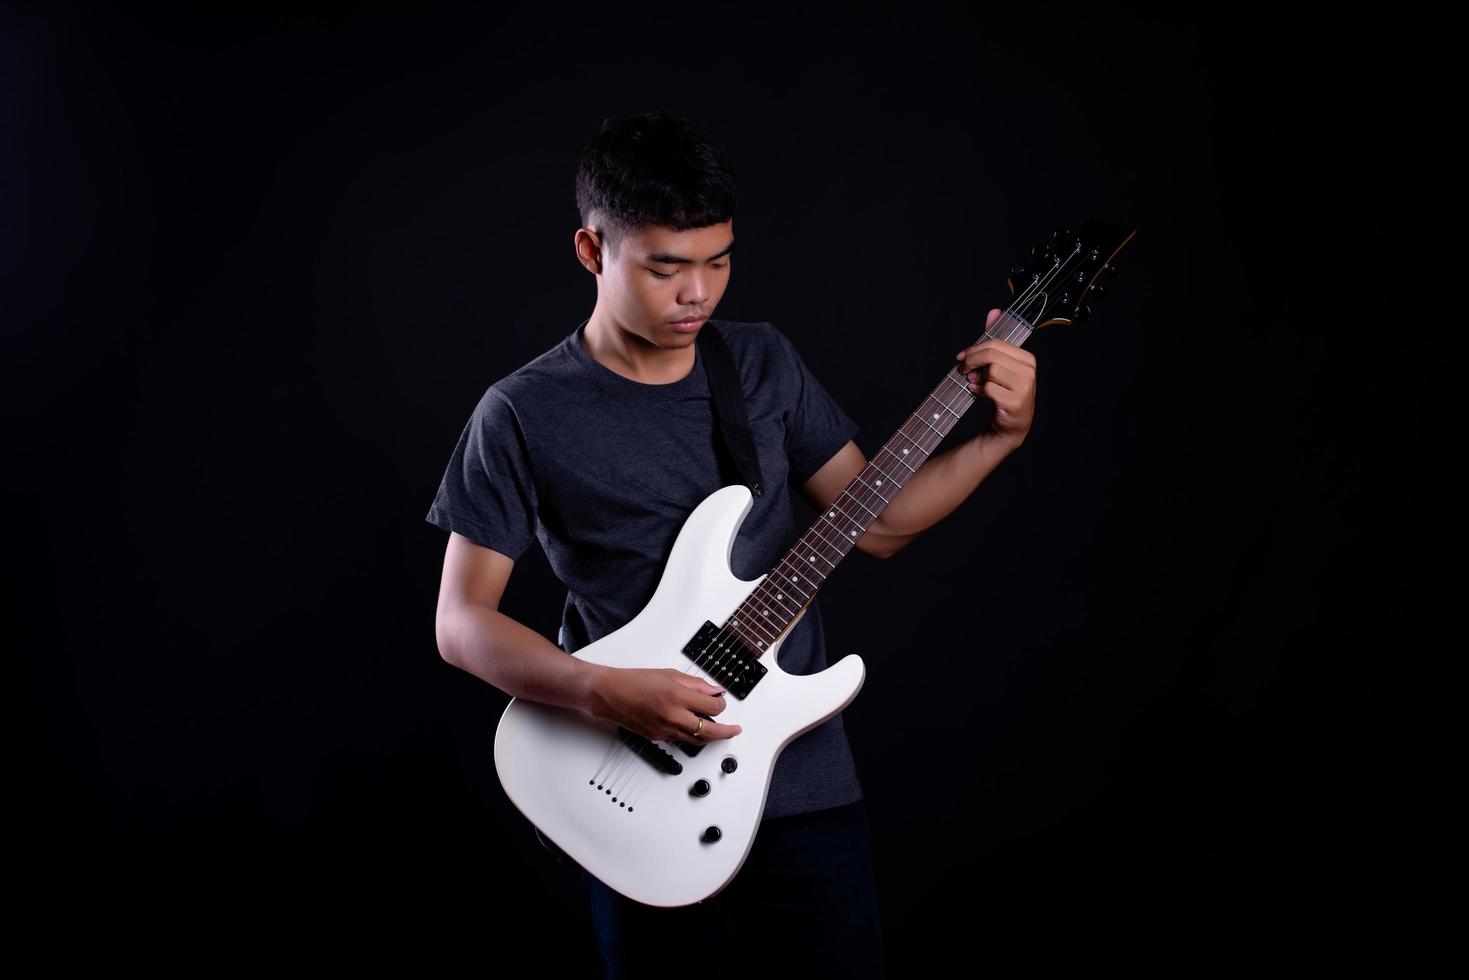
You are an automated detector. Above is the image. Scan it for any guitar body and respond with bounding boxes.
[494,483,866,908]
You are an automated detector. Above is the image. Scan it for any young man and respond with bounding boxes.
[427,111,1036,978]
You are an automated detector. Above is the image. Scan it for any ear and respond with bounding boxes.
[575,227,603,274]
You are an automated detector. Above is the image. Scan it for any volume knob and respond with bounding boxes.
[702,826,722,843]
[691,779,711,797]
[721,757,738,774]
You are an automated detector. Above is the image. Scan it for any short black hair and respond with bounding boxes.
[574,111,738,262]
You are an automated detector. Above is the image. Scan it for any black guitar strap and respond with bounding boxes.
[697,323,766,499]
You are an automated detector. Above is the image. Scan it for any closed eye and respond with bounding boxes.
[650,262,729,280]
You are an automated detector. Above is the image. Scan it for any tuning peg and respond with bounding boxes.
[1105,264,1120,278]
[1010,263,1028,279]
[1074,304,1092,323]
[1091,284,1107,300]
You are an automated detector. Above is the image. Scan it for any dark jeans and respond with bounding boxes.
[579,798,885,979]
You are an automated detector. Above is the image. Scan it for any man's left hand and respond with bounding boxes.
[955,307,1038,448]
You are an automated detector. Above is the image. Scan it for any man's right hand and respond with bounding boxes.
[585,666,743,743]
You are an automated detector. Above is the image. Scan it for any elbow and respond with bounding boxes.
[434,612,461,667]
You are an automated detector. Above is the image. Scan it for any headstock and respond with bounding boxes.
[1005,219,1136,330]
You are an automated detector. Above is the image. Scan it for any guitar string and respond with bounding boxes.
[599,242,1087,809]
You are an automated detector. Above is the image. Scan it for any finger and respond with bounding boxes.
[703,719,743,740]
[958,345,1035,371]
[674,672,726,697]
[684,711,743,740]
[965,361,1023,391]
[675,681,728,714]
[957,339,1036,366]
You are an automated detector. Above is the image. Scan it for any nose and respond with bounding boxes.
[677,269,710,308]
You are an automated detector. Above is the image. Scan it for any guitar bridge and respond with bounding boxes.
[616,726,684,774]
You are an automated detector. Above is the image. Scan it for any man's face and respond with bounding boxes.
[590,219,735,347]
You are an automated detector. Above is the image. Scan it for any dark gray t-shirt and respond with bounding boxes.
[426,317,864,820]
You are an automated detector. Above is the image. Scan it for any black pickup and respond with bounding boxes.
[681,619,768,700]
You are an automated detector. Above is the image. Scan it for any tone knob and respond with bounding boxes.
[691,779,711,797]
[721,757,738,774]
[702,826,722,843]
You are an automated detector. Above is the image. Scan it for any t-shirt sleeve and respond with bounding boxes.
[770,324,862,487]
[424,385,540,561]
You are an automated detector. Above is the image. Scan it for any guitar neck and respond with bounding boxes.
[723,312,1036,659]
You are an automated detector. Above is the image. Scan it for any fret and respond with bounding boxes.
[755,582,800,618]
[924,392,963,423]
[834,499,863,528]
[892,426,929,454]
[807,519,853,555]
[768,553,815,591]
[877,444,918,475]
[790,538,836,574]
[735,614,778,648]
[824,501,870,541]
[909,416,943,447]
[736,594,782,638]
[865,456,900,484]
[725,619,765,651]
[853,471,894,504]
[838,489,879,522]
[801,528,845,567]
[942,374,977,402]
[771,559,817,600]
[910,411,943,438]
[820,504,861,536]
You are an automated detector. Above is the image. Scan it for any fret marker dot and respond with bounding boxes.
[932,412,940,419]
[876,479,883,486]
[828,510,835,517]
[902,448,909,454]
[777,593,783,599]
[849,530,856,536]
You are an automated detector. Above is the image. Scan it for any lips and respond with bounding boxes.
[671,317,706,324]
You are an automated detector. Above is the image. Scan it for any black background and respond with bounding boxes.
[9,5,1447,971]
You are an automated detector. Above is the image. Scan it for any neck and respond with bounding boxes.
[583,309,697,385]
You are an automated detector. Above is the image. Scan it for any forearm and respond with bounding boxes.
[871,432,1021,557]
[436,602,607,713]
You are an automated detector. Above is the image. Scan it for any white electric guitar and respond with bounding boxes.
[494,220,1136,907]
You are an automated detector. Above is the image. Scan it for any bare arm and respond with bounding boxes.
[799,435,1021,560]
[433,532,739,743]
[434,532,605,713]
